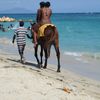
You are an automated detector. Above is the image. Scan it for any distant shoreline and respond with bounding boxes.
[0,12,100,15]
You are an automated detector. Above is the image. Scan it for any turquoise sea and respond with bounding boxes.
[0,13,100,58]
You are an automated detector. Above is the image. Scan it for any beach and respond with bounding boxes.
[0,38,100,100]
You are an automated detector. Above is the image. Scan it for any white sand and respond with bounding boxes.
[0,52,100,100]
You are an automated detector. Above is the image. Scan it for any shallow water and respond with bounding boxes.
[0,13,100,58]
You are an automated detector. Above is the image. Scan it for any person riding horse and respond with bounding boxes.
[33,1,52,47]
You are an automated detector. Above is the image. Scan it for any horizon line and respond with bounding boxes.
[0,12,100,14]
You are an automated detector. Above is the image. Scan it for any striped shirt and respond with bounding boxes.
[14,27,28,46]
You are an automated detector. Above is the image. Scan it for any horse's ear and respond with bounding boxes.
[30,21,36,26]
[33,22,36,25]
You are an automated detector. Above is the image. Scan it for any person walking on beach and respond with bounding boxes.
[12,21,31,63]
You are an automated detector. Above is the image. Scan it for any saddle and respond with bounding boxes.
[38,24,54,37]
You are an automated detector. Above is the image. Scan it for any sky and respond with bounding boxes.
[0,0,100,13]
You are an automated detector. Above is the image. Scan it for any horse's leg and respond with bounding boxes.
[40,44,43,67]
[34,44,40,66]
[53,43,61,72]
[47,43,52,57]
[43,48,48,69]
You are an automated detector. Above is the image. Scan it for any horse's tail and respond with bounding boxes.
[44,25,56,57]
[44,25,56,42]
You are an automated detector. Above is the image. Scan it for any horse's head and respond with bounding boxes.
[30,22,40,33]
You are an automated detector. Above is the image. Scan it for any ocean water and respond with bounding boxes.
[0,13,100,58]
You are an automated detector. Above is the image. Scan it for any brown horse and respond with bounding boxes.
[31,23,61,72]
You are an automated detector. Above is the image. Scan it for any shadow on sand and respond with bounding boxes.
[7,58,40,69]
[6,58,57,73]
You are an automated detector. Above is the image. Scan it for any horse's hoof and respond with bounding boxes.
[39,66,42,69]
[40,64,43,69]
[37,64,42,69]
[57,69,61,72]
[43,66,47,69]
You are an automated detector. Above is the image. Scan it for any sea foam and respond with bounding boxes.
[64,52,82,57]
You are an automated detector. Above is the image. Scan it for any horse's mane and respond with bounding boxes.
[31,22,40,33]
